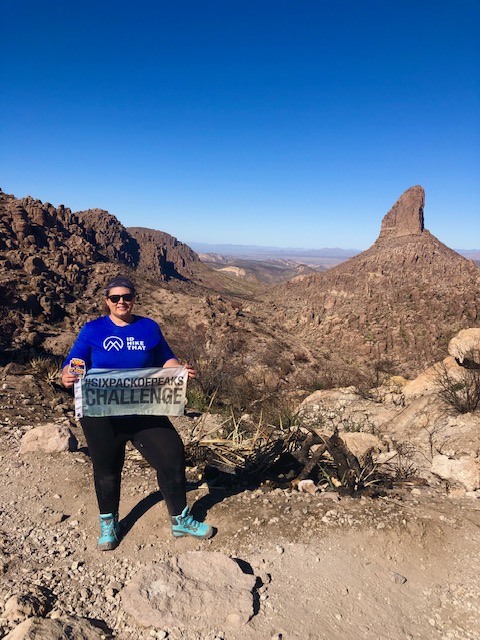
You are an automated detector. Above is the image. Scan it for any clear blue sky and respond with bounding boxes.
[1,0,479,250]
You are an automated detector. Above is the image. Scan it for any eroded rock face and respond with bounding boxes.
[377,185,425,241]
[76,208,140,268]
[121,552,257,629]
[127,226,201,281]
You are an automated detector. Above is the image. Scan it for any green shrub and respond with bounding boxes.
[434,352,480,414]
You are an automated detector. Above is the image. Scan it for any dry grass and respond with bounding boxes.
[184,411,300,481]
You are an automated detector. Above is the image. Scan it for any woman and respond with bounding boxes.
[62,276,213,550]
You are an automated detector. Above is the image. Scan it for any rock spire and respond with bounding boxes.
[377,185,425,241]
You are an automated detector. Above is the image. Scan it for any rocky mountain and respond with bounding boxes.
[0,190,222,362]
[1,186,480,640]
[266,186,480,378]
[127,226,201,281]
[75,210,205,282]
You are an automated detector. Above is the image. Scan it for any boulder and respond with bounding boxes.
[4,616,106,640]
[3,587,51,624]
[19,424,78,455]
[401,354,473,401]
[431,455,480,491]
[24,256,47,276]
[448,328,480,366]
[297,387,397,436]
[121,552,257,629]
[340,432,383,459]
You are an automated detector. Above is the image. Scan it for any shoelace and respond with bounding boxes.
[100,518,117,537]
[178,513,199,531]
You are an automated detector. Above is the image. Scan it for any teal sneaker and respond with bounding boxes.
[171,506,214,539]
[98,512,120,551]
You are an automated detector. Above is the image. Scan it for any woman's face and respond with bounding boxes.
[104,286,135,322]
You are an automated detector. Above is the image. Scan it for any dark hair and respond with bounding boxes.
[103,276,136,297]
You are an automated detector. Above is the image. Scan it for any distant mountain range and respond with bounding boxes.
[187,242,359,259]
[188,241,480,263]
[457,249,480,262]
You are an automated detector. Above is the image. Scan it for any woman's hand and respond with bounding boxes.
[184,364,196,379]
[61,365,78,388]
[164,359,196,379]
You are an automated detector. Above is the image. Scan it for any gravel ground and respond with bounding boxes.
[1,380,480,639]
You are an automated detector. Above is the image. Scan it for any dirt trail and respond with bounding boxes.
[1,417,479,639]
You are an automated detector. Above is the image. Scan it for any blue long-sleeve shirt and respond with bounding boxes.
[63,316,175,371]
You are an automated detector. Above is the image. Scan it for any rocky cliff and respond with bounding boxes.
[127,227,201,281]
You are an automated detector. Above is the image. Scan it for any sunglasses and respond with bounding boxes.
[107,293,134,303]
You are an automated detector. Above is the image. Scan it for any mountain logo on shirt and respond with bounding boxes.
[103,336,124,351]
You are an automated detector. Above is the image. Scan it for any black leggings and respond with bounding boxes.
[80,415,187,517]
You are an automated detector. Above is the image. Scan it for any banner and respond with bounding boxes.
[74,366,188,418]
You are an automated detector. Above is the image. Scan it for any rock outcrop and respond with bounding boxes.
[127,226,201,281]
[76,208,140,268]
[377,185,424,241]
[448,328,480,365]
[297,327,480,492]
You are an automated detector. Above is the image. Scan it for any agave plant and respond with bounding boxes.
[29,355,62,385]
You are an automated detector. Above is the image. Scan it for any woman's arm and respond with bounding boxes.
[61,324,91,388]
